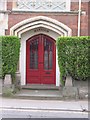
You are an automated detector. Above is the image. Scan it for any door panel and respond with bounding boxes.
[26,34,56,84]
[26,35,40,84]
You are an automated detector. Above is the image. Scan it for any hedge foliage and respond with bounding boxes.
[57,36,90,85]
[0,37,2,78]
[0,36,20,81]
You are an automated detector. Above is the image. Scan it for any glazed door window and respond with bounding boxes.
[44,39,53,70]
[30,39,38,69]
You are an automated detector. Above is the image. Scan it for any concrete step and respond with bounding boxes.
[14,89,63,100]
[21,84,59,90]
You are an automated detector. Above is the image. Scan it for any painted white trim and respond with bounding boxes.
[66,0,71,11]
[78,0,81,37]
[18,24,65,38]
[10,16,72,86]
[14,21,67,37]
[20,39,26,85]
[0,14,8,35]
[56,49,60,86]
[0,0,8,35]
[20,30,61,86]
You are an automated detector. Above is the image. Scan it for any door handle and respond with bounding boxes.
[46,72,51,74]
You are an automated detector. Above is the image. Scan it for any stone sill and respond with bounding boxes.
[0,10,87,16]
[0,10,79,15]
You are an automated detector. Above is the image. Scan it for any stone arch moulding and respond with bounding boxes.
[10,16,72,37]
[10,16,72,86]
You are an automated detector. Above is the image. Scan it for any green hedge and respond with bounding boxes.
[0,37,2,78]
[0,36,20,81]
[57,36,90,85]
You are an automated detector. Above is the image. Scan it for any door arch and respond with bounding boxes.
[26,34,56,84]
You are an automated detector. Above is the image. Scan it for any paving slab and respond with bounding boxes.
[1,97,88,112]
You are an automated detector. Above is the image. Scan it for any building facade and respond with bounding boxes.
[0,0,89,86]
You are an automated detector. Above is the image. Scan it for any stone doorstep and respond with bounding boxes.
[2,83,88,100]
[15,89,62,97]
[14,86,88,100]
[13,87,79,100]
[14,92,63,100]
[22,84,59,90]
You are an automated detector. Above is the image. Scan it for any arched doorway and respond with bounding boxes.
[26,34,56,84]
[10,16,72,86]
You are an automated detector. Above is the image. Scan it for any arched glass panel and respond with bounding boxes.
[30,39,38,69]
[44,39,53,70]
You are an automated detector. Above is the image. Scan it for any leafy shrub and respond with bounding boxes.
[0,37,2,78]
[57,36,90,85]
[0,36,20,82]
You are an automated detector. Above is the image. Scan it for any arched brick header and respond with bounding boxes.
[10,16,72,38]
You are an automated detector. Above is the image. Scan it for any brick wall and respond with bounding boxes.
[6,2,89,36]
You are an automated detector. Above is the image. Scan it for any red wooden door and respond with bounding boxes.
[26,34,56,84]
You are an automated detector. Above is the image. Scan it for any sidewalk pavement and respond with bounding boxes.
[1,97,88,112]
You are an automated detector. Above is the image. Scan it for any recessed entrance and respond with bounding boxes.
[10,16,72,86]
[26,34,56,84]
